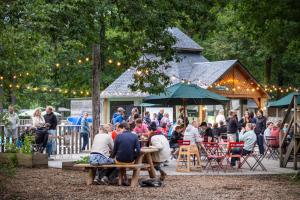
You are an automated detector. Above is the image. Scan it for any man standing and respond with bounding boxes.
[44,106,57,158]
[80,112,90,151]
[4,105,19,144]
[157,109,164,125]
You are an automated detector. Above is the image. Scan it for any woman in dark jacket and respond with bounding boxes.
[255,109,267,155]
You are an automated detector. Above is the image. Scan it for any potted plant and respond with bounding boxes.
[16,135,48,168]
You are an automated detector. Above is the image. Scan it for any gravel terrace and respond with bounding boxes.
[1,168,299,200]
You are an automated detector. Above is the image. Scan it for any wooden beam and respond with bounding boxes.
[294,95,297,170]
[282,140,295,168]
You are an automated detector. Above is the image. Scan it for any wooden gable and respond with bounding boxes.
[208,61,269,107]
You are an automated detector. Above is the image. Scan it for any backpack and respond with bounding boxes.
[139,178,164,187]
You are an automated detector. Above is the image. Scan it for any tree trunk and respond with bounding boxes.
[277,65,284,99]
[0,87,3,112]
[11,78,16,105]
[264,57,272,85]
[92,45,101,140]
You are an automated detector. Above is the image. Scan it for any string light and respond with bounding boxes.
[85,57,89,61]
[13,75,16,79]
[78,59,82,64]
[117,62,121,66]
[108,59,113,64]
[56,63,60,67]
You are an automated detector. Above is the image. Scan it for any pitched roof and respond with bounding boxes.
[168,27,203,52]
[101,54,238,98]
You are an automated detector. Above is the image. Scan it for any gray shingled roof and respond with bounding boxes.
[101,54,237,98]
[168,27,203,52]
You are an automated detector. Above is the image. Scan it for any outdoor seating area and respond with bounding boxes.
[1,1,300,199]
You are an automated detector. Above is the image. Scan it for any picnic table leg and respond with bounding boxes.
[86,168,96,185]
[145,153,156,178]
[131,154,145,187]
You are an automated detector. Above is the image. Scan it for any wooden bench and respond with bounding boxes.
[74,163,150,186]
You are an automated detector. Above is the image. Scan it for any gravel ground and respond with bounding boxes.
[1,168,300,200]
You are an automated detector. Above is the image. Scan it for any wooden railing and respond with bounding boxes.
[0,125,94,154]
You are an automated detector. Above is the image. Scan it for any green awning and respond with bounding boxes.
[267,92,300,108]
[143,83,229,106]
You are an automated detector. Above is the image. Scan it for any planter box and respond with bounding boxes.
[16,153,48,168]
[0,153,17,165]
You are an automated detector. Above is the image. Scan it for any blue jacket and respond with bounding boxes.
[112,113,124,125]
[112,131,141,163]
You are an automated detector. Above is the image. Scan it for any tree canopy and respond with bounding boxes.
[0,0,299,109]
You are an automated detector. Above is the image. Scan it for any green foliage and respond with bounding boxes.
[20,135,33,154]
[75,155,90,164]
[4,143,18,153]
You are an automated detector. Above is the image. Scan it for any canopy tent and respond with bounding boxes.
[143,83,229,105]
[268,92,300,108]
[143,83,229,127]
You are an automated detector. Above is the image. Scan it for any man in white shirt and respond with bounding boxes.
[183,121,201,145]
[89,126,116,184]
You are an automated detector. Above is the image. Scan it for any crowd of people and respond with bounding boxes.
[89,106,288,181]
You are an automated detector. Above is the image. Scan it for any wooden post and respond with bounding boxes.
[293,95,297,170]
[86,168,96,185]
[58,126,62,154]
[92,45,101,141]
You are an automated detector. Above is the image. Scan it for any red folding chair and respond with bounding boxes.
[225,141,244,171]
[204,142,225,173]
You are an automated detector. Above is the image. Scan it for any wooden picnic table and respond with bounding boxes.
[131,147,159,186]
[74,146,159,187]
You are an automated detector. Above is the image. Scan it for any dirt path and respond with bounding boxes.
[1,168,299,200]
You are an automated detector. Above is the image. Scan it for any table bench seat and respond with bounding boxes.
[74,163,151,186]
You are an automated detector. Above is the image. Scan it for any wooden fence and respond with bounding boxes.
[0,125,93,154]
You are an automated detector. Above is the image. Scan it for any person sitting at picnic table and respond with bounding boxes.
[89,125,116,185]
[231,123,257,167]
[112,122,141,186]
[183,120,201,145]
[110,123,122,140]
[160,122,168,137]
[269,121,281,147]
[112,107,125,125]
[169,125,184,157]
[200,122,213,142]
[264,121,274,141]
[133,118,149,138]
[148,122,170,181]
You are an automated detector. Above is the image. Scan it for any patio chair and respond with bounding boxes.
[264,136,279,159]
[204,142,225,173]
[239,142,267,171]
[225,141,244,172]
